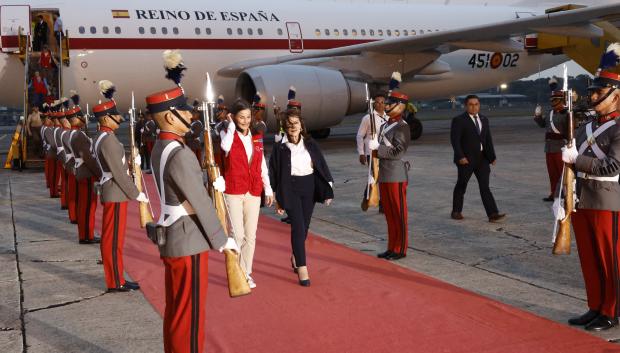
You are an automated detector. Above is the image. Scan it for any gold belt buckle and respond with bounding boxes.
[587,135,596,146]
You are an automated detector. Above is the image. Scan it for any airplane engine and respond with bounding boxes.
[235,65,367,134]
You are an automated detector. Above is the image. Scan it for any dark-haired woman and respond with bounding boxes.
[220,99,273,289]
[269,110,334,286]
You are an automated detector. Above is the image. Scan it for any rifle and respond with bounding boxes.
[273,95,284,141]
[361,84,380,211]
[552,64,575,255]
[129,91,154,228]
[203,73,251,298]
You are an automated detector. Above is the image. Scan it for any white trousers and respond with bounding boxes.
[224,192,261,276]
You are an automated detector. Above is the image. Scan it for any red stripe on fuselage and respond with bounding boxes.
[68,37,375,50]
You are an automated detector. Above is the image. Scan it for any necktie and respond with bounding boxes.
[473,115,481,135]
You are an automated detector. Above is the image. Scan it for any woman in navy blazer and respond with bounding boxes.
[269,109,334,286]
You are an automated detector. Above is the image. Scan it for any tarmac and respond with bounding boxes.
[2,112,620,352]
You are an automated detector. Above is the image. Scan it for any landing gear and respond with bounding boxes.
[407,117,423,140]
[310,128,331,139]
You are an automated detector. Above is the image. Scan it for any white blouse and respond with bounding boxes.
[283,135,314,176]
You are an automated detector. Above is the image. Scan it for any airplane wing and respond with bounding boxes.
[218,3,620,78]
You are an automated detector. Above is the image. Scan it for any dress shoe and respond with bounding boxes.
[488,213,506,223]
[451,211,464,220]
[568,310,599,326]
[70,220,78,224]
[280,216,291,224]
[107,282,140,293]
[377,250,394,259]
[585,315,618,331]
[542,195,554,202]
[79,237,101,244]
[378,204,384,214]
[297,266,311,287]
[61,206,68,210]
[387,253,406,261]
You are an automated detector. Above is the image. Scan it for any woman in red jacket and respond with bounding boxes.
[220,99,273,289]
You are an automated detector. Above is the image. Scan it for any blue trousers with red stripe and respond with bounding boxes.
[379,182,409,255]
[572,209,620,318]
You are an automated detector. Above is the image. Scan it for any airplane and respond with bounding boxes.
[0,0,619,139]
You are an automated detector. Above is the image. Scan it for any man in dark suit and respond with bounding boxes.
[450,95,505,222]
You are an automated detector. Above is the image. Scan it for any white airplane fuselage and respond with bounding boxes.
[0,0,566,127]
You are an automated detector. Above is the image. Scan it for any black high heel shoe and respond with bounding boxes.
[297,266,310,287]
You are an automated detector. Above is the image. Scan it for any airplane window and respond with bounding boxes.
[435,29,439,32]
[420,30,424,34]
[352,29,357,36]
[162,27,168,35]
[334,29,339,36]
[343,29,348,36]
[227,28,233,35]
[79,26,85,34]
[411,30,416,35]
[206,28,212,35]
[150,27,156,34]
[403,30,408,36]
[139,27,145,35]
[395,30,400,37]
[90,26,97,34]
[315,29,320,36]
[237,28,243,35]
[102,26,109,34]
[378,29,383,36]
[361,29,366,36]
[386,30,391,36]
[195,27,201,35]
[324,29,330,36]
[369,29,375,36]
[277,28,283,36]
[173,27,179,35]
[257,28,263,35]
[115,26,121,34]
[248,28,253,35]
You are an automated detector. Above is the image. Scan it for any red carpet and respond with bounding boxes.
[95,176,620,353]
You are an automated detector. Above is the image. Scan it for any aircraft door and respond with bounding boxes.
[286,22,304,53]
[1,5,30,52]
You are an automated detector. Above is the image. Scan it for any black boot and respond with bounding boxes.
[568,310,599,326]
[585,315,618,331]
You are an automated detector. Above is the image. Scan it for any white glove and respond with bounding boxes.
[136,192,149,203]
[134,154,142,167]
[552,198,565,220]
[274,133,283,143]
[212,176,226,193]
[219,237,240,253]
[561,139,578,164]
[534,105,542,117]
[368,138,380,151]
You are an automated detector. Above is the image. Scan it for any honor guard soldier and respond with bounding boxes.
[41,105,54,190]
[369,72,411,260]
[252,92,267,146]
[559,43,620,331]
[55,102,71,210]
[214,95,228,170]
[47,108,62,198]
[68,99,102,244]
[185,100,204,164]
[148,50,236,353]
[93,80,147,292]
[62,94,81,224]
[142,111,158,173]
[534,78,570,202]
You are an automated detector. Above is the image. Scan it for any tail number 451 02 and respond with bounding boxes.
[468,53,519,69]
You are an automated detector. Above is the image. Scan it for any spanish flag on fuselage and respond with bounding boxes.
[111,10,130,19]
